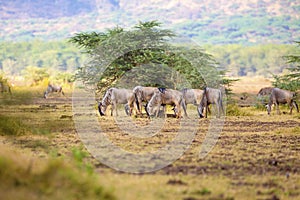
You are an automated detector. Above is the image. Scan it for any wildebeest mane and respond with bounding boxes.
[158,87,166,94]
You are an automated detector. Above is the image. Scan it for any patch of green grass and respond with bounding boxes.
[31,127,51,135]
[0,87,34,105]
[291,126,300,134]
[0,114,54,136]
[293,113,300,119]
[0,115,29,136]
[191,188,212,195]
[71,147,94,175]
[226,104,252,116]
[23,140,50,150]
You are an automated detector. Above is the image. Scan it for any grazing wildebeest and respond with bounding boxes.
[0,81,12,94]
[98,87,137,116]
[266,88,299,115]
[181,88,204,117]
[147,88,183,118]
[44,84,64,98]
[133,86,158,115]
[257,87,274,97]
[197,87,224,118]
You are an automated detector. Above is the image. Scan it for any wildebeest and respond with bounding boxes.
[44,84,64,98]
[147,88,183,118]
[181,88,203,117]
[98,87,137,116]
[257,87,274,97]
[197,87,224,118]
[266,88,299,115]
[133,86,158,115]
[0,81,12,94]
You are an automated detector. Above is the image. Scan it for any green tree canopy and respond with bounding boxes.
[273,41,300,91]
[69,21,228,93]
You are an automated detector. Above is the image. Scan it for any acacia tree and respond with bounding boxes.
[273,41,300,91]
[69,21,228,93]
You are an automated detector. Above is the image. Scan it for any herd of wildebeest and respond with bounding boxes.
[94,85,299,118]
[1,82,299,117]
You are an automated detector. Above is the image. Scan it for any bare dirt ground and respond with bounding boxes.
[0,84,300,199]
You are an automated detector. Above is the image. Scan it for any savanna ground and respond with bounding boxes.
[0,77,299,200]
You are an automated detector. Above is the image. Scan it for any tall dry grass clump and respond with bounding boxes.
[0,147,116,200]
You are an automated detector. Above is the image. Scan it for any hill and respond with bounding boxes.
[1,0,300,44]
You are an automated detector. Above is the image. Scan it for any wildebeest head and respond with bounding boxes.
[147,91,162,117]
[197,90,208,118]
[99,88,113,115]
[197,103,205,118]
[98,102,105,116]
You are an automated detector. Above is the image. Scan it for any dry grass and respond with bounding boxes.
[230,76,273,94]
[0,82,299,200]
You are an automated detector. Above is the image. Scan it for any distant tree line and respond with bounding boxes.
[0,37,298,83]
[204,44,297,77]
[0,40,85,76]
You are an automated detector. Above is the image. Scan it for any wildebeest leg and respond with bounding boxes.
[128,105,133,116]
[136,98,143,116]
[110,103,115,116]
[144,103,150,117]
[133,101,139,116]
[127,96,135,116]
[197,106,202,118]
[129,103,134,116]
[124,104,130,116]
[288,101,293,114]
[220,98,225,115]
[181,100,188,117]
[155,106,159,118]
[275,102,280,115]
[163,105,167,118]
[292,101,299,113]
[115,104,119,116]
[216,103,221,118]
[176,103,181,118]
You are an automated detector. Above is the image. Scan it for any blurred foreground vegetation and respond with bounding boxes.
[0,146,115,200]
